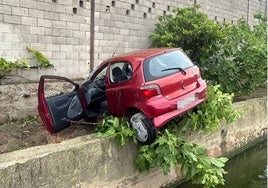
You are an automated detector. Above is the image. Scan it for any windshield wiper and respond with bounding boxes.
[161,67,187,75]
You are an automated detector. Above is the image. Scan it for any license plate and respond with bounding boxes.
[177,95,196,110]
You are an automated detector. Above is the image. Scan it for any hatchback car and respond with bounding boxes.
[38,48,207,145]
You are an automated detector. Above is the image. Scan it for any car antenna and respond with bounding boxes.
[112,42,120,57]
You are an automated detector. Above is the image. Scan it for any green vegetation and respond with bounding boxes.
[27,47,53,68]
[150,5,267,96]
[135,130,228,188]
[0,58,29,79]
[0,48,53,79]
[150,5,223,65]
[175,85,241,132]
[206,19,267,95]
[96,115,135,146]
[96,85,241,187]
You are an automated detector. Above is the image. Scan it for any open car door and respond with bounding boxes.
[38,75,85,134]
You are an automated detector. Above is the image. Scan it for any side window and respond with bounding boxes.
[110,62,133,83]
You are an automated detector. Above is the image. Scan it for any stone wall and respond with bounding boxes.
[0,97,266,187]
[0,0,266,81]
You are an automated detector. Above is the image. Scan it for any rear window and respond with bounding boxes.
[143,50,194,81]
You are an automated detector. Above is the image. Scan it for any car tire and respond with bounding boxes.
[129,112,157,145]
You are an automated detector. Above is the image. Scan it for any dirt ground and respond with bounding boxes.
[0,119,96,154]
[0,88,266,154]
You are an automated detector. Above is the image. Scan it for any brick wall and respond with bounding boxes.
[0,0,266,81]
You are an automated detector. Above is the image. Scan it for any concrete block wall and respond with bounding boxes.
[0,0,266,81]
[93,0,266,65]
[93,0,192,65]
[198,0,266,25]
[0,0,92,80]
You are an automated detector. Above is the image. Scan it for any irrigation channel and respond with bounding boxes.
[171,139,267,188]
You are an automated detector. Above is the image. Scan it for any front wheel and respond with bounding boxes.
[129,113,157,145]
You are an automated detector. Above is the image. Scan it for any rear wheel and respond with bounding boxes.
[129,112,157,145]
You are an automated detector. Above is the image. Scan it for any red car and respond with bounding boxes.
[38,48,207,145]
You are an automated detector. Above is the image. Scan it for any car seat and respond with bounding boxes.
[112,67,128,82]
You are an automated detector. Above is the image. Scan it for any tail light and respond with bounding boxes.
[140,84,161,97]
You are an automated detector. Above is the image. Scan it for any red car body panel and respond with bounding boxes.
[149,79,207,127]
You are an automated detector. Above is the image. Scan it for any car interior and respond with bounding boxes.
[111,67,128,83]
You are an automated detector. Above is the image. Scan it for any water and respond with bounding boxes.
[174,140,267,188]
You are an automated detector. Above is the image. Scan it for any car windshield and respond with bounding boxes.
[84,69,96,82]
[143,50,194,81]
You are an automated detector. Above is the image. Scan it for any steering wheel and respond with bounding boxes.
[94,76,106,92]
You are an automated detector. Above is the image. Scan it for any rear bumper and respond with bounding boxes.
[143,80,207,128]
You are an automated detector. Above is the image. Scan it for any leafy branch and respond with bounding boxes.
[135,129,228,188]
[95,115,136,146]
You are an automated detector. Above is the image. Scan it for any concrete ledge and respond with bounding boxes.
[0,97,267,188]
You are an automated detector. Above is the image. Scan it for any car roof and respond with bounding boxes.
[102,47,178,64]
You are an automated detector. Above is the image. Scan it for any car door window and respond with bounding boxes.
[110,62,132,83]
[43,78,77,98]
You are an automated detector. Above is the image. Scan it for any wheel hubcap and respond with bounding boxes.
[131,118,148,142]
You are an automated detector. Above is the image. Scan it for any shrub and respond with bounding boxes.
[150,5,267,96]
[150,5,223,67]
[205,19,267,96]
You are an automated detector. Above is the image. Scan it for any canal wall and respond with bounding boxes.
[0,97,267,187]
